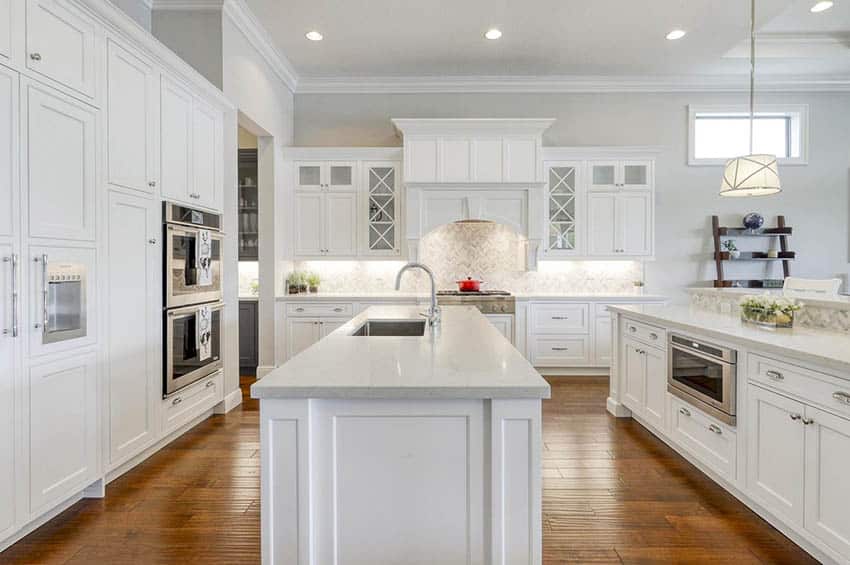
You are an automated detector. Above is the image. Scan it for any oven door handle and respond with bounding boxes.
[670,343,733,367]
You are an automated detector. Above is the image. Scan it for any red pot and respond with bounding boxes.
[456,277,484,292]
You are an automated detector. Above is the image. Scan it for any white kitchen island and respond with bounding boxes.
[251,305,551,565]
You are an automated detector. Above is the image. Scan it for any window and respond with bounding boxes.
[688,105,808,165]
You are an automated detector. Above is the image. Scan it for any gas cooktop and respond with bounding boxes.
[436,290,511,296]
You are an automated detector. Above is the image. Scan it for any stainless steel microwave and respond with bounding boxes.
[163,202,223,309]
[35,255,87,345]
[668,334,738,425]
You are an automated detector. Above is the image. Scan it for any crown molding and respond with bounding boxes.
[296,74,850,94]
[725,32,850,58]
[150,0,222,10]
[392,118,556,137]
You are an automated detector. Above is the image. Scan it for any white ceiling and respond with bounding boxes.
[242,0,850,84]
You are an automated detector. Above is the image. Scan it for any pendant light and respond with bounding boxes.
[719,0,781,197]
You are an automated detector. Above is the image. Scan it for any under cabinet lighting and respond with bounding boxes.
[484,28,502,40]
[305,30,323,41]
[666,29,687,40]
[810,1,834,12]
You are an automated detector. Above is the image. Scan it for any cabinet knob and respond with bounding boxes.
[148,180,157,187]
[30,52,42,61]
[205,380,215,388]
[802,417,815,426]
[148,238,157,244]
[789,413,802,421]
[629,326,637,333]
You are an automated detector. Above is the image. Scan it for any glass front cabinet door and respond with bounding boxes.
[545,162,581,256]
[363,162,400,255]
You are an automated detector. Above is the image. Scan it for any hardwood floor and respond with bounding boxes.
[0,376,816,564]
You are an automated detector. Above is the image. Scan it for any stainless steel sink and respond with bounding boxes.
[351,319,427,336]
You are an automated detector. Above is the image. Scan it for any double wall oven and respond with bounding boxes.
[668,334,738,425]
[163,202,224,397]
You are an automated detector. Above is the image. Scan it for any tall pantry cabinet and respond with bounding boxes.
[0,0,232,551]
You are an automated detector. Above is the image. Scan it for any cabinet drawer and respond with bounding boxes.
[285,302,353,317]
[622,318,666,349]
[748,354,850,420]
[530,336,591,366]
[670,395,737,481]
[531,303,589,334]
[162,371,221,435]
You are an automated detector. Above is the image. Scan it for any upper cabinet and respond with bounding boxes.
[543,162,582,256]
[26,0,98,101]
[393,119,554,184]
[107,39,158,194]
[295,162,356,191]
[587,191,652,257]
[23,79,96,242]
[0,65,16,239]
[160,74,223,211]
[364,162,400,256]
[0,0,12,62]
[588,160,652,191]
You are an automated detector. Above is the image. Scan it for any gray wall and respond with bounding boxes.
[109,0,150,31]
[294,91,850,298]
[152,10,223,88]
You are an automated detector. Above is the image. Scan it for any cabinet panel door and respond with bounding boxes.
[295,162,323,190]
[365,163,399,255]
[107,40,157,194]
[593,315,612,366]
[618,192,651,256]
[588,161,619,190]
[805,407,850,560]
[503,137,537,182]
[325,192,357,256]
[621,160,651,190]
[422,192,466,234]
[320,319,345,338]
[160,75,193,203]
[622,339,645,413]
[286,319,320,359]
[643,347,666,430]
[440,139,471,182]
[405,138,438,182]
[746,385,806,527]
[29,352,97,514]
[239,301,258,371]
[193,98,221,209]
[24,82,96,241]
[106,192,159,467]
[294,192,323,256]
[0,243,16,538]
[0,66,16,238]
[472,138,502,182]
[327,162,356,192]
[0,0,10,61]
[26,0,96,99]
[485,314,513,344]
[587,193,616,256]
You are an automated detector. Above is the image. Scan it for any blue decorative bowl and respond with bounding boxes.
[743,212,764,230]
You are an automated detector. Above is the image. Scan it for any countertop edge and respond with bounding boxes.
[251,385,552,400]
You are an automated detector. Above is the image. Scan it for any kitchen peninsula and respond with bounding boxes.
[251,305,551,565]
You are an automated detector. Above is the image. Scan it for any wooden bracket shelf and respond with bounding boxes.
[711,215,793,288]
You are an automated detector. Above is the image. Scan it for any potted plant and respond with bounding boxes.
[307,272,321,294]
[722,239,740,259]
[740,295,802,328]
[287,271,304,295]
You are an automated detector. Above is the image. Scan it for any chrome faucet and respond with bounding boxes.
[395,262,441,326]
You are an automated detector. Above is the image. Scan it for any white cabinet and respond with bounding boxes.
[294,191,357,257]
[670,395,737,481]
[107,40,158,194]
[106,192,159,468]
[804,407,850,560]
[0,243,17,539]
[22,80,96,241]
[320,319,345,338]
[160,75,192,204]
[485,314,513,344]
[0,65,16,239]
[529,336,591,367]
[286,318,321,359]
[295,162,356,191]
[544,163,581,256]
[160,75,222,210]
[593,315,612,366]
[588,160,651,191]
[25,0,97,100]
[28,352,98,514]
[0,0,11,61]
[621,336,666,430]
[364,162,400,255]
[747,385,806,527]
[162,370,221,436]
[622,338,644,410]
[587,191,652,257]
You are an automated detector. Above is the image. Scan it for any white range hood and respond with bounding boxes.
[392,118,555,269]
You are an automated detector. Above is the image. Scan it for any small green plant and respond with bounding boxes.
[306,272,321,287]
[740,295,802,327]
[722,239,738,252]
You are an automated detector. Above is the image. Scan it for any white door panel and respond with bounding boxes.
[294,192,323,256]
[160,75,193,203]
[0,66,16,238]
[325,192,357,256]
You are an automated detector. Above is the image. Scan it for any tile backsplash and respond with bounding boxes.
[287,222,645,295]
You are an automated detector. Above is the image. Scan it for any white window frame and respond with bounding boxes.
[688,104,809,166]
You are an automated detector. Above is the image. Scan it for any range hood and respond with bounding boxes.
[393,118,555,270]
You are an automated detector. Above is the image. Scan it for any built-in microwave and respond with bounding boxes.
[163,202,223,309]
[34,255,87,345]
[668,334,738,425]
[164,301,223,396]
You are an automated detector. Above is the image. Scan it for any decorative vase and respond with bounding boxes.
[741,307,794,328]
[742,212,764,231]
[298,284,308,294]
[730,250,741,259]
[309,285,319,294]
[288,284,299,295]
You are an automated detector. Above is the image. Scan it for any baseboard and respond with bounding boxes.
[538,367,610,376]
[256,365,276,379]
[0,490,85,552]
[606,397,632,417]
[215,387,243,414]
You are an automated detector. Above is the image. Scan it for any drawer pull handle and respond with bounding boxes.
[832,392,850,405]
[552,347,569,351]
[172,397,183,406]
[551,316,569,320]
[766,370,784,381]
[789,413,802,421]
[802,417,815,426]
[30,52,42,61]
[708,424,722,435]
[333,307,343,312]
[295,307,305,312]
[649,333,658,340]
[205,380,215,388]
[679,407,691,417]
[629,326,637,333]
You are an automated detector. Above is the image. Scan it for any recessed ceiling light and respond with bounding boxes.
[666,29,687,40]
[810,1,833,12]
[484,28,502,40]
[305,30,323,41]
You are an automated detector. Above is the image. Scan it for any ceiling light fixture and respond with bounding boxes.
[305,30,323,41]
[666,29,687,40]
[484,28,502,40]
[720,0,781,197]
[810,1,834,12]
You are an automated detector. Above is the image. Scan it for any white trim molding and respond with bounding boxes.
[542,146,664,161]
[282,146,402,161]
[687,104,810,167]
[296,74,850,94]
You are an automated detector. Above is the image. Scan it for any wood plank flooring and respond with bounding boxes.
[0,376,816,564]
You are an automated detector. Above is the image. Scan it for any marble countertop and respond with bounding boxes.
[251,305,551,400]
[688,287,850,311]
[610,304,850,375]
[276,292,666,301]
[276,292,427,301]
